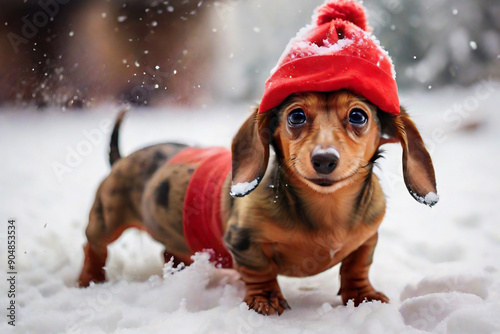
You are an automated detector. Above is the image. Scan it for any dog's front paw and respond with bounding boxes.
[244,290,291,316]
[340,286,389,306]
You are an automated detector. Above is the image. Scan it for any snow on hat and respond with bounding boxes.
[259,0,400,115]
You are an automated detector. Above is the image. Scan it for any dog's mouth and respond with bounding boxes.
[307,178,335,187]
[305,172,357,188]
[292,162,359,191]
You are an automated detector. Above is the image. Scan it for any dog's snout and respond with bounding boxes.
[311,146,339,175]
[311,153,338,174]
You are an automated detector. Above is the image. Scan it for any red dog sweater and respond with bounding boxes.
[168,147,233,268]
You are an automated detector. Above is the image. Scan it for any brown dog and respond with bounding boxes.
[78,90,438,315]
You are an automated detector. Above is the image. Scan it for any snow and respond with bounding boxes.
[1,84,500,333]
[399,292,485,332]
[270,0,360,75]
[424,192,440,205]
[410,191,440,207]
[230,179,260,197]
[366,31,397,79]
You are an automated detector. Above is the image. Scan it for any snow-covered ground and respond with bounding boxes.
[1,83,500,333]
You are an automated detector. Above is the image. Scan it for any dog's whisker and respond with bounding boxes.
[279,156,296,170]
[279,155,297,167]
[280,159,297,175]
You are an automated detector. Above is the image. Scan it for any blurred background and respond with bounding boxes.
[0,0,498,109]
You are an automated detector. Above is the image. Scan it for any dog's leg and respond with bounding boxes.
[78,192,109,287]
[225,223,290,315]
[238,265,290,316]
[79,243,107,287]
[338,232,389,305]
[79,224,144,287]
[78,187,145,287]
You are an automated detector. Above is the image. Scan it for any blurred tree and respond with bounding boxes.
[367,0,500,88]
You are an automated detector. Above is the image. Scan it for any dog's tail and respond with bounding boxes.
[109,106,128,166]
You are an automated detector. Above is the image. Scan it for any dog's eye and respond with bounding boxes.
[348,109,368,126]
[287,108,307,126]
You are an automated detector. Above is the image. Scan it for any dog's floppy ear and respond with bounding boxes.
[380,107,439,207]
[230,108,273,197]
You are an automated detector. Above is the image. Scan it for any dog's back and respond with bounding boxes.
[79,112,236,286]
[79,112,189,286]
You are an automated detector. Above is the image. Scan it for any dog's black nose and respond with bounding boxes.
[311,146,339,175]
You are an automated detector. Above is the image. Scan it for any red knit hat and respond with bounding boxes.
[259,0,400,115]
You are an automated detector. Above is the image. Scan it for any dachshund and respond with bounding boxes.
[78,90,438,315]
